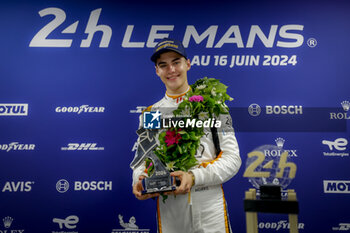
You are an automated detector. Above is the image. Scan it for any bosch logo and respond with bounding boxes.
[74,181,112,191]
[266,105,302,115]
[248,104,302,116]
[248,104,261,116]
[56,180,112,192]
[56,179,70,193]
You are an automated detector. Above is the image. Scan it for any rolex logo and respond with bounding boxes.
[275,137,285,148]
[341,100,350,111]
[3,216,13,228]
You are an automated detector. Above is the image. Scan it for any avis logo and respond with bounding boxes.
[143,110,161,129]
[0,104,28,116]
[2,181,34,192]
[323,180,350,194]
[29,8,111,48]
[53,215,79,230]
[61,143,104,151]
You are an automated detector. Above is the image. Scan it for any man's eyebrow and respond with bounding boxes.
[157,57,182,66]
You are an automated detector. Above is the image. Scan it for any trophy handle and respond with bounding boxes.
[130,128,158,169]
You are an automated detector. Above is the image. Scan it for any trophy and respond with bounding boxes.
[243,144,299,233]
[130,127,176,194]
[243,143,297,198]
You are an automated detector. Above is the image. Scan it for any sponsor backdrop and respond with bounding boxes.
[1,0,349,232]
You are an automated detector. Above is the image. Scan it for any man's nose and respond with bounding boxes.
[168,64,176,72]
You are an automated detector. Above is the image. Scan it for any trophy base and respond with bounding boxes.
[142,185,176,195]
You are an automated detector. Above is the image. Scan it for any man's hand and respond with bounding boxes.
[165,171,194,195]
[132,175,159,200]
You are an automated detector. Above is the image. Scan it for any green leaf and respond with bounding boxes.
[177,144,183,154]
[181,133,190,140]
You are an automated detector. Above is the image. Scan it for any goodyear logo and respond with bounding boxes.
[155,43,178,52]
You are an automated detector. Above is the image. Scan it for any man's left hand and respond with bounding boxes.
[164,171,193,195]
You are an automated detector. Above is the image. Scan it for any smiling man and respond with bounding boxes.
[154,50,190,95]
[132,38,241,233]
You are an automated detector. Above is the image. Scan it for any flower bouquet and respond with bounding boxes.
[145,77,233,176]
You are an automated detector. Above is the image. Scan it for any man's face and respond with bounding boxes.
[155,51,191,95]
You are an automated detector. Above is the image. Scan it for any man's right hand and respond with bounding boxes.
[132,175,159,200]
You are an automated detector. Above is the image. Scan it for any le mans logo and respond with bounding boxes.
[143,111,161,129]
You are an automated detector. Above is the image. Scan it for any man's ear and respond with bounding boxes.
[155,65,160,77]
[186,59,191,71]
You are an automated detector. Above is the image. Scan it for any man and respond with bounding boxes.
[132,38,241,233]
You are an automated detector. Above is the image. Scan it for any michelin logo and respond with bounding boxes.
[0,104,28,116]
[324,180,350,194]
[56,105,105,114]
[112,214,150,233]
